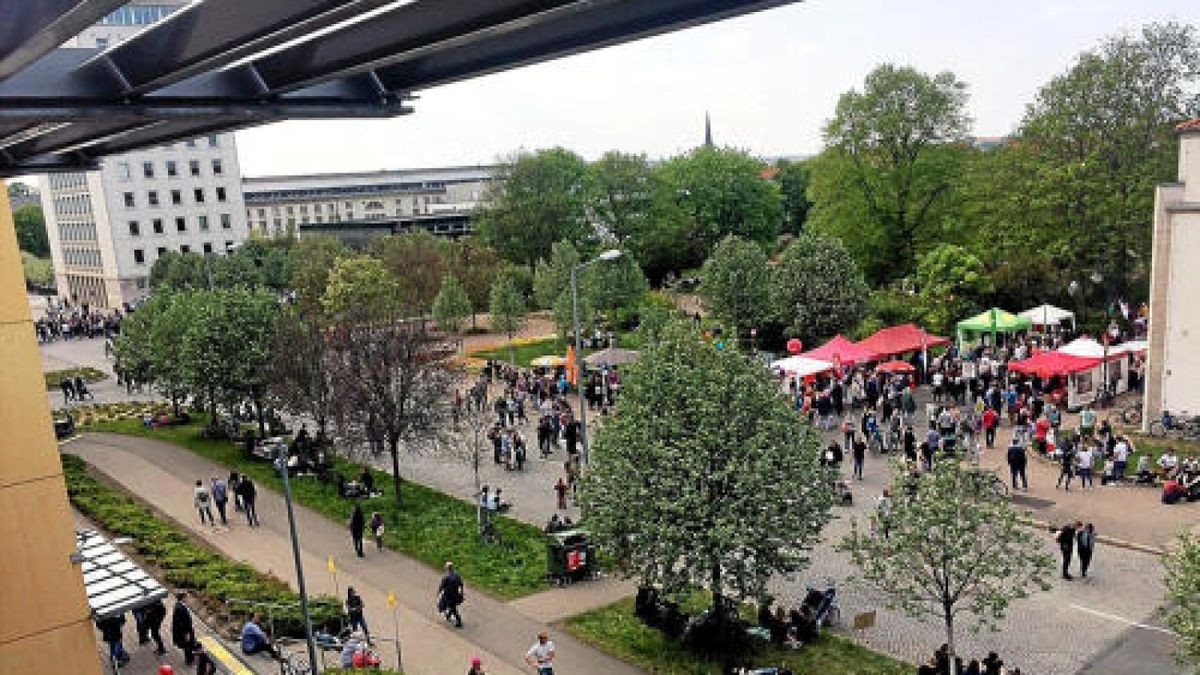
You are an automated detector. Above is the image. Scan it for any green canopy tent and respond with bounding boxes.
[956,308,1031,348]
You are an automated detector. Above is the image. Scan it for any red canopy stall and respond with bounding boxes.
[1008,352,1101,378]
[857,324,950,359]
[801,335,878,367]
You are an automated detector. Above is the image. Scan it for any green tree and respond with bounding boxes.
[1007,22,1200,300]
[488,271,527,363]
[914,243,993,334]
[13,205,49,257]
[322,255,397,322]
[698,235,771,341]
[656,146,783,270]
[533,240,581,309]
[443,238,504,328]
[582,319,832,622]
[431,274,472,334]
[583,253,648,312]
[589,151,686,281]
[769,232,869,346]
[149,251,209,292]
[773,159,812,235]
[1164,532,1200,671]
[370,232,448,315]
[810,64,971,283]
[112,293,191,414]
[20,251,53,287]
[268,305,335,440]
[839,459,1054,664]
[552,286,592,344]
[476,148,593,270]
[290,235,347,312]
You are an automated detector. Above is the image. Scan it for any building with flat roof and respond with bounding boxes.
[241,165,495,241]
[38,1,250,309]
[1144,119,1200,424]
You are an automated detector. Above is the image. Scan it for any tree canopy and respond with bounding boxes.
[13,205,49,257]
[431,274,472,333]
[699,235,772,340]
[769,232,869,345]
[1164,532,1200,669]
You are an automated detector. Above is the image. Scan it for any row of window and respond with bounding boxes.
[59,222,98,243]
[62,248,102,268]
[47,173,87,190]
[54,194,93,218]
[116,156,224,181]
[132,242,236,266]
[244,180,460,202]
[122,186,229,208]
[250,195,445,218]
[127,213,233,237]
[100,5,177,26]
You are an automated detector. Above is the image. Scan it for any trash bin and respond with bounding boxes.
[546,528,592,585]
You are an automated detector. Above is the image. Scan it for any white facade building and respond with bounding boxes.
[1144,119,1200,423]
[242,166,495,239]
[39,2,250,309]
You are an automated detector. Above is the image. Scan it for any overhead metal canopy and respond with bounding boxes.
[0,0,797,177]
[76,529,168,619]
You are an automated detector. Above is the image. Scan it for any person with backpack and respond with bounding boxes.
[369,511,385,551]
[143,597,167,655]
[96,613,130,666]
[194,479,214,526]
[210,476,229,526]
[346,587,370,642]
[437,561,465,628]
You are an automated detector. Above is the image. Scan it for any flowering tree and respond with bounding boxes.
[839,459,1054,663]
[582,319,832,619]
[1164,532,1200,670]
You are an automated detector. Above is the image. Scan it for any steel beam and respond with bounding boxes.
[0,0,127,80]
[92,0,403,95]
[3,120,162,158]
[376,0,796,92]
[0,154,98,179]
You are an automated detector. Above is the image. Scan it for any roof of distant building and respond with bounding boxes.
[1177,119,1200,133]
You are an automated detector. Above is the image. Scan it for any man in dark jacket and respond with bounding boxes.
[437,561,465,628]
[349,504,366,557]
[1007,438,1028,490]
[1057,522,1077,580]
[172,592,196,665]
[238,476,259,527]
[143,598,167,655]
[96,613,130,666]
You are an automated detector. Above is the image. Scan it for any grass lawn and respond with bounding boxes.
[470,332,645,368]
[44,366,107,390]
[83,416,551,599]
[564,598,912,675]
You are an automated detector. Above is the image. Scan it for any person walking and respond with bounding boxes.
[437,561,465,628]
[96,613,130,667]
[194,479,214,525]
[851,434,866,481]
[346,587,370,642]
[982,407,999,449]
[468,655,487,674]
[60,377,75,404]
[369,511,385,551]
[1055,440,1075,491]
[1076,444,1095,489]
[171,592,196,665]
[1077,522,1096,578]
[211,476,229,526]
[143,597,167,655]
[349,504,366,557]
[554,477,569,510]
[1057,521,1077,580]
[239,476,259,527]
[1007,437,1028,490]
[525,630,557,675]
[229,471,244,512]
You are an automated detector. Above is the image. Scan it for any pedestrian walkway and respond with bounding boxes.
[66,432,645,675]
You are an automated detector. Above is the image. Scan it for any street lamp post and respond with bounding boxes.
[275,447,320,675]
[571,249,621,467]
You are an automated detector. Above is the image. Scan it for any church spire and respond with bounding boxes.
[704,111,713,147]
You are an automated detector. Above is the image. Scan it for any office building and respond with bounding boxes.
[39,1,250,309]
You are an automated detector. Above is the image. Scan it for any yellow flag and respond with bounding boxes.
[386,591,396,609]
[327,556,337,574]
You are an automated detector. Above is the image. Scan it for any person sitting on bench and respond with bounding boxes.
[240,614,279,659]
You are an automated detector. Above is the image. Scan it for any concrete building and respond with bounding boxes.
[242,166,495,243]
[1144,119,1200,424]
[39,1,250,309]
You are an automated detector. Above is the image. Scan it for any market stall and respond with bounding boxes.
[1018,304,1076,330]
[1008,351,1103,409]
[770,355,835,379]
[801,335,878,368]
[1058,337,1146,396]
[857,323,950,359]
[956,308,1031,349]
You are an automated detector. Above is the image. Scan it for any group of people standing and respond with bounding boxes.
[95,592,218,672]
[192,472,258,528]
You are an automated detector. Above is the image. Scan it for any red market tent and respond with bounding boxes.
[876,360,916,374]
[857,323,951,358]
[801,335,878,367]
[1007,352,1101,378]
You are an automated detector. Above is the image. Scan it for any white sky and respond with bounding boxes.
[233,0,1197,176]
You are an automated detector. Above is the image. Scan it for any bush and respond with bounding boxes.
[44,367,107,390]
[63,455,340,637]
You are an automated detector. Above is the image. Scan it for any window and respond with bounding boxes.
[170,189,181,206]
[123,192,135,208]
[142,161,154,178]
[299,204,308,213]
[189,160,200,176]
[157,247,167,257]
[128,221,140,236]
[286,206,294,215]
[193,188,205,204]
[216,186,227,202]
[166,161,177,177]
[273,218,282,228]
[175,217,186,232]
[212,159,223,175]
[147,191,159,207]
[220,213,232,229]
[136,278,146,289]
[152,219,163,234]
[186,139,196,148]
[202,243,213,254]
[133,249,145,265]
[198,215,209,231]
[180,245,190,253]
[117,162,131,180]
[257,208,266,218]
[207,135,218,147]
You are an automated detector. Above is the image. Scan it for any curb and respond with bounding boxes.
[1017,515,1166,556]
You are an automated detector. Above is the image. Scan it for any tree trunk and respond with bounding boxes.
[254,398,266,438]
[171,395,180,417]
[389,435,403,508]
[943,604,956,675]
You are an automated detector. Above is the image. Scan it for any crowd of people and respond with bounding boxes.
[35,299,124,343]
[916,645,1022,675]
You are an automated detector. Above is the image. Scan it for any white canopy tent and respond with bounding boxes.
[1019,304,1076,328]
[770,355,834,379]
[1059,337,1108,359]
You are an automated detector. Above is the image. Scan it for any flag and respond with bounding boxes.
[565,345,578,386]
[386,591,397,609]
[327,556,337,574]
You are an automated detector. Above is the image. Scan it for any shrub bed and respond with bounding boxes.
[44,366,108,390]
[62,454,341,636]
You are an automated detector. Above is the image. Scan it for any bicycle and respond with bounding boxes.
[1119,402,1143,426]
[1148,411,1200,440]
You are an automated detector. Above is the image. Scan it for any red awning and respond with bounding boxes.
[857,323,950,358]
[1008,352,1101,378]
[801,335,878,366]
[876,360,915,374]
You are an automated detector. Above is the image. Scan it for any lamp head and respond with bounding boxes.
[598,249,622,262]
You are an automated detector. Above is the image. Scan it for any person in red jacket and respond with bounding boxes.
[982,408,999,449]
